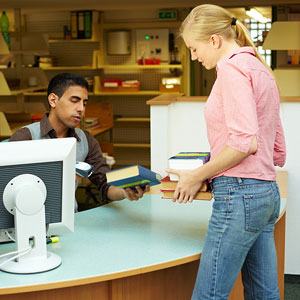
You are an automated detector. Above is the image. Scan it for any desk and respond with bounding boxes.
[0,189,286,299]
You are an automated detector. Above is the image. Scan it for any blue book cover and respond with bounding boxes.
[106,165,161,189]
[169,152,210,161]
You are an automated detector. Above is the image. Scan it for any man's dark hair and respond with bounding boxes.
[47,73,88,98]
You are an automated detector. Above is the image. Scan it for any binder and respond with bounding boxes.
[71,11,78,39]
[77,11,85,39]
[84,11,92,39]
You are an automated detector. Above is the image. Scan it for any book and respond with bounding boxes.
[71,11,78,39]
[77,11,85,39]
[161,190,212,201]
[85,117,99,128]
[168,152,210,181]
[84,11,92,39]
[160,176,208,192]
[106,165,162,189]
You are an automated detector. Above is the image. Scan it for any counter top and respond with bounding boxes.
[147,94,300,105]
[0,194,287,295]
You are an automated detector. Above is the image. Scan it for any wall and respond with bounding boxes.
[150,99,300,275]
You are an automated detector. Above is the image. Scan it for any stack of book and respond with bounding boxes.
[162,151,211,200]
[160,176,212,201]
[168,152,210,181]
[85,117,99,129]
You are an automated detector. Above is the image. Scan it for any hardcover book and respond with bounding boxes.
[161,190,212,201]
[161,176,208,192]
[168,152,210,181]
[106,165,161,189]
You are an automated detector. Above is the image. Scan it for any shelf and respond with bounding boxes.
[86,126,112,137]
[0,34,9,55]
[114,117,150,128]
[37,64,182,71]
[1,32,49,55]
[9,85,48,96]
[113,143,151,148]
[277,64,300,70]
[114,117,150,122]
[0,68,48,96]
[263,21,300,50]
[102,64,182,70]
[49,24,101,43]
[49,39,99,43]
[24,90,166,96]
[24,91,95,96]
[40,66,96,70]
[94,90,176,96]
[10,50,49,55]
[103,21,181,29]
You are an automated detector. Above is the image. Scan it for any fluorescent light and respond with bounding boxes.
[246,8,268,23]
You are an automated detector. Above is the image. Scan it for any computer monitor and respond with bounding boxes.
[0,138,76,274]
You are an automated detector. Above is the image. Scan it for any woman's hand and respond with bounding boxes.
[166,168,204,203]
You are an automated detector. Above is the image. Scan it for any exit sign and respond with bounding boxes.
[158,10,177,20]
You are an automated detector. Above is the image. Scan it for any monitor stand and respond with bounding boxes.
[0,174,61,274]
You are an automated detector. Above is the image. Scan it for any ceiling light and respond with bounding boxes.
[246,8,268,23]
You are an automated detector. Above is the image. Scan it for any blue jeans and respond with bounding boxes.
[191,176,281,300]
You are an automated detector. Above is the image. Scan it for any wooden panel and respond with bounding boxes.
[274,212,286,300]
[276,171,288,199]
[0,281,109,300]
[85,102,113,128]
[100,141,114,156]
[111,262,199,300]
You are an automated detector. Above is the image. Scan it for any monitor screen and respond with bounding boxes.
[0,138,76,273]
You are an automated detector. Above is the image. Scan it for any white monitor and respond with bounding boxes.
[0,138,76,273]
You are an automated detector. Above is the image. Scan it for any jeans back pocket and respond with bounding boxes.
[243,188,275,233]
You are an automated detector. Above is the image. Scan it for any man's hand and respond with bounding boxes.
[122,185,150,201]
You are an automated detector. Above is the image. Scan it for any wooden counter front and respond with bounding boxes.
[0,171,287,300]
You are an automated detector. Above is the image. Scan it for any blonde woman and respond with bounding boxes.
[167,4,286,300]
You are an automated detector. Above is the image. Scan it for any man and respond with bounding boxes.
[10,73,149,206]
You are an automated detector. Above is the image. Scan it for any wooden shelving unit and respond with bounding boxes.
[0,68,48,96]
[15,10,188,167]
[48,24,101,43]
[0,9,50,113]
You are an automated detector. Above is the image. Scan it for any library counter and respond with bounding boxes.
[0,191,287,300]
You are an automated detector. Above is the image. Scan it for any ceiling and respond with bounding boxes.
[0,0,297,12]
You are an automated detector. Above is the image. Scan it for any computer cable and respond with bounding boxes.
[0,244,32,268]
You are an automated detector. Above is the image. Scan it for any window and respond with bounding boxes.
[244,18,272,66]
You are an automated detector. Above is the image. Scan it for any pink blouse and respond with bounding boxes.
[204,47,286,181]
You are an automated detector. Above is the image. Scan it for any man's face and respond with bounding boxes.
[50,85,88,129]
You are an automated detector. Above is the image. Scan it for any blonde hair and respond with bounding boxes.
[180,4,272,73]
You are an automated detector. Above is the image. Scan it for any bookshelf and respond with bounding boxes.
[20,9,189,168]
[0,8,50,113]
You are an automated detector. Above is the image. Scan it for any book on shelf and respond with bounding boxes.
[161,189,212,201]
[161,176,208,192]
[85,117,99,128]
[168,152,210,181]
[106,165,162,189]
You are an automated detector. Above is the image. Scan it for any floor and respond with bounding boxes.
[285,275,300,299]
